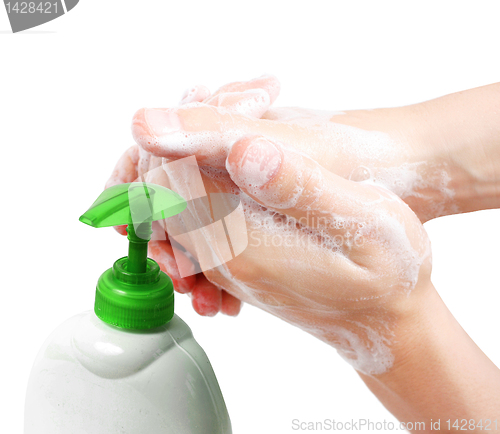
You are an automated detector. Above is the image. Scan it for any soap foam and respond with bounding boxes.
[180,84,211,104]
[127,105,439,376]
[205,89,271,118]
[156,177,420,375]
[134,105,246,167]
[135,103,457,222]
[264,108,457,216]
[353,162,457,219]
[329,322,395,375]
[117,148,429,376]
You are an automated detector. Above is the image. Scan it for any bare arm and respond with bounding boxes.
[360,282,500,430]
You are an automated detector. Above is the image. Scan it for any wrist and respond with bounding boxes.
[359,280,500,421]
[322,277,435,377]
[408,84,500,218]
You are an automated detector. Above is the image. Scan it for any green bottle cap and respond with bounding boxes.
[79,182,187,330]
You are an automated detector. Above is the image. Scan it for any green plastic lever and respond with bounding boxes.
[79,182,186,228]
[80,182,187,273]
[79,182,187,330]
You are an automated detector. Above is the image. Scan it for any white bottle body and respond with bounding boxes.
[24,311,232,434]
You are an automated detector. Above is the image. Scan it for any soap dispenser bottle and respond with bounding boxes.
[24,182,232,434]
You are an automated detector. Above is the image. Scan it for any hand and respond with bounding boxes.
[143,134,500,422]
[152,133,433,375]
[120,74,438,319]
[106,77,500,422]
[132,79,500,224]
[106,79,500,423]
[131,86,448,223]
[108,77,500,317]
[106,75,282,316]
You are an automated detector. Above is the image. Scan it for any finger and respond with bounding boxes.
[105,145,139,188]
[225,136,384,239]
[191,275,222,316]
[132,104,295,167]
[210,74,280,105]
[115,225,128,236]
[204,75,279,118]
[221,290,242,316]
[149,241,197,294]
[180,75,279,113]
[205,88,270,118]
[180,85,211,105]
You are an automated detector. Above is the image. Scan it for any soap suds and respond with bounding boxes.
[133,105,247,167]
[352,162,457,219]
[180,84,211,105]
[151,155,428,376]
[329,322,395,375]
[205,88,271,118]
[125,104,439,377]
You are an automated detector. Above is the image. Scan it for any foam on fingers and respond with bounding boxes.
[227,135,430,296]
[126,94,437,376]
[180,84,211,105]
[205,89,271,118]
[132,104,249,166]
[226,136,376,223]
[211,74,280,105]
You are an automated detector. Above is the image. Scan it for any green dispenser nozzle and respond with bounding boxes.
[79,182,187,330]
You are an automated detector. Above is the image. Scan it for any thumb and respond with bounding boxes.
[226,136,431,295]
[225,135,383,238]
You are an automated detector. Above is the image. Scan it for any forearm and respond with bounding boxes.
[328,84,500,221]
[358,283,500,430]
[412,83,500,216]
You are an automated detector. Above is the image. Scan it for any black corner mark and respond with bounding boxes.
[3,0,79,33]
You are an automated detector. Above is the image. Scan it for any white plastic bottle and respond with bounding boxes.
[24,182,232,433]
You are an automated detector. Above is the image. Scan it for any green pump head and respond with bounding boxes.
[79,182,187,330]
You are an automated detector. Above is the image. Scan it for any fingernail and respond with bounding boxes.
[144,109,182,137]
[238,138,282,187]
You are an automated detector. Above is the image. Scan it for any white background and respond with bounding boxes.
[2,1,500,432]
